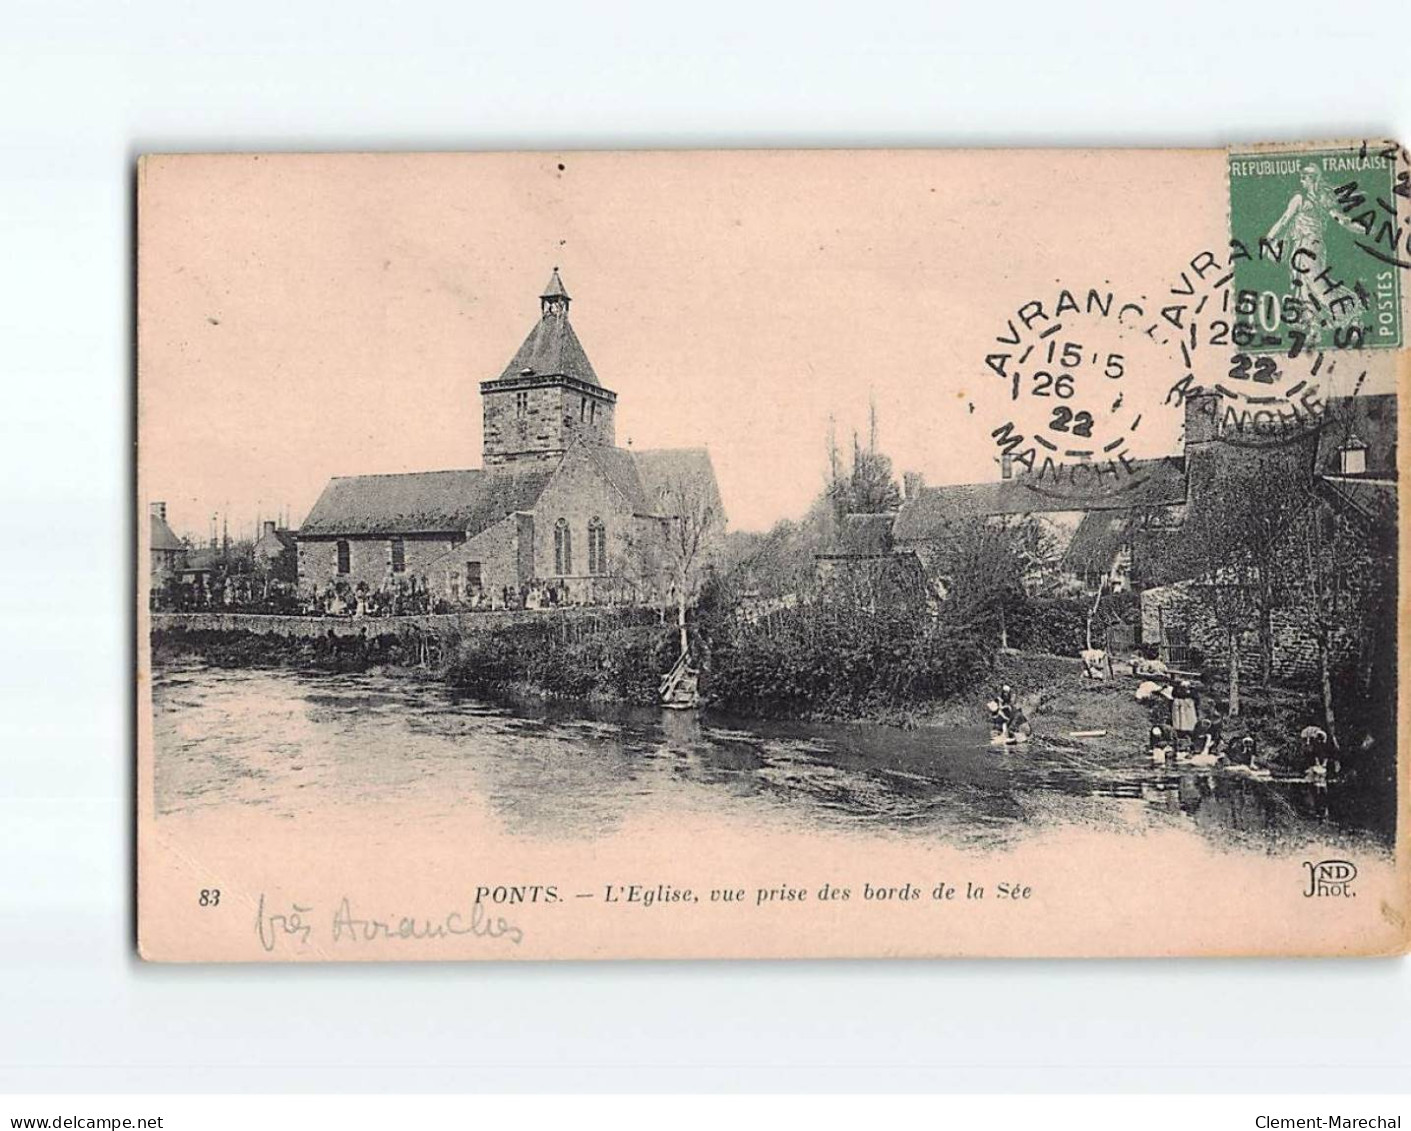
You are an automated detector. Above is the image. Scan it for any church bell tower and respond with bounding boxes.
[480,269,618,467]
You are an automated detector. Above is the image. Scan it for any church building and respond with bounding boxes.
[296,270,722,606]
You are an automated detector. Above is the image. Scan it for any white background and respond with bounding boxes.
[1,0,1408,1095]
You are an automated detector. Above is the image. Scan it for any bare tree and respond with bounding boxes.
[1179,447,1319,712]
[1178,506,1256,715]
[1297,501,1384,747]
[656,475,724,658]
[922,517,1037,644]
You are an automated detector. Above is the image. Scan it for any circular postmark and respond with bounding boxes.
[980,250,1383,487]
[977,142,1405,491]
[980,277,1204,503]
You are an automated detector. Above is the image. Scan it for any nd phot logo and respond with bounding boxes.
[1303,859,1358,898]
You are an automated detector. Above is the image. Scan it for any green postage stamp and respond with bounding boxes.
[1228,144,1404,353]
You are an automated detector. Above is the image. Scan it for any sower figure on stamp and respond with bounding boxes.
[1265,162,1358,335]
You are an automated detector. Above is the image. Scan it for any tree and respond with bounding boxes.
[922,516,1039,645]
[1297,499,1386,747]
[1179,444,1321,713]
[1176,490,1263,716]
[1185,439,1320,685]
[825,398,903,522]
[655,474,724,658]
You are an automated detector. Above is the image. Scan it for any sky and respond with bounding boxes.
[138,150,1394,540]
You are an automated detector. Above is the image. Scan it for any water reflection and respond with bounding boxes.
[152,663,1389,852]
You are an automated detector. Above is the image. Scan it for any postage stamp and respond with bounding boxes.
[1228,144,1404,353]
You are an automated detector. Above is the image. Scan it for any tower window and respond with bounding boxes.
[390,538,406,573]
[590,400,597,424]
[588,517,606,575]
[580,396,587,422]
[466,561,482,590]
[516,391,529,417]
[554,519,573,576]
[336,540,350,575]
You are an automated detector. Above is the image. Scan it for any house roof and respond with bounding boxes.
[256,527,298,553]
[299,467,554,537]
[820,512,897,558]
[1062,511,1130,574]
[893,457,1187,541]
[1319,476,1398,526]
[496,309,600,386]
[182,547,222,572]
[1316,394,1397,478]
[629,448,722,517]
[150,512,184,552]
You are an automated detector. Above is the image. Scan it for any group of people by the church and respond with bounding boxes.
[307,574,649,618]
[151,569,300,615]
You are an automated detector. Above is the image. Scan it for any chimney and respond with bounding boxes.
[1184,390,1223,446]
[263,520,277,537]
[903,471,925,499]
[1001,453,1014,480]
[150,501,167,522]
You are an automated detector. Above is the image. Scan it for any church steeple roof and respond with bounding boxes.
[495,269,600,386]
[540,268,570,303]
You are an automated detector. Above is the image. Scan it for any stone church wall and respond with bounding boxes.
[483,384,565,465]
[531,446,642,599]
[455,514,526,601]
[297,533,464,597]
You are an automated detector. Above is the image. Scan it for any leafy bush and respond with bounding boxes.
[444,620,677,705]
[701,601,993,718]
[1003,597,1089,656]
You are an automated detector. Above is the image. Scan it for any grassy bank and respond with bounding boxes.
[160,623,1294,751]
[441,620,679,706]
[150,619,1007,723]
[149,622,682,707]
[149,626,405,672]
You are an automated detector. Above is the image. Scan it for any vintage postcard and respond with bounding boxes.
[137,146,1410,961]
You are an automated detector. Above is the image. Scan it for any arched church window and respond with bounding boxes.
[554,519,572,576]
[588,517,606,575]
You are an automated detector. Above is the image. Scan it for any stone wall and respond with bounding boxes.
[297,533,464,597]
[454,513,527,600]
[482,378,615,466]
[151,607,633,640]
[1141,580,1328,685]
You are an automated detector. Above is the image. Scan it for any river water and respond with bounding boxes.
[151,662,1390,853]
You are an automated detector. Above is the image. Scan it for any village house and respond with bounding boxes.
[297,270,723,607]
[890,454,1189,595]
[822,389,1397,676]
[149,502,186,588]
[1138,391,1396,681]
[253,520,298,576]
